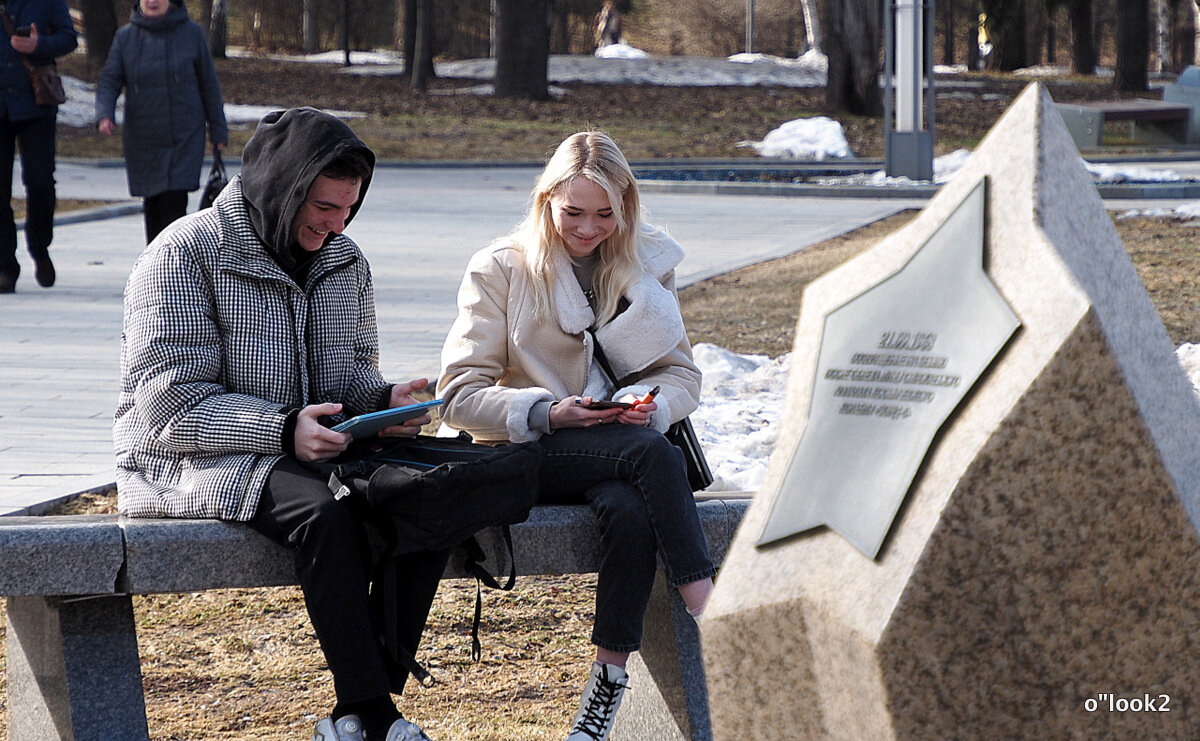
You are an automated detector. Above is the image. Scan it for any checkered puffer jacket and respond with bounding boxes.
[113,176,390,520]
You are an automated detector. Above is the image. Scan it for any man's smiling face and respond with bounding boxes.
[290,174,361,252]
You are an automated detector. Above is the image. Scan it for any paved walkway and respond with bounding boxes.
[0,162,924,513]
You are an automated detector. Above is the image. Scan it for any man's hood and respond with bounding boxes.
[239,107,376,271]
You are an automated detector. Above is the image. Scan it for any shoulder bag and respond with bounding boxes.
[588,331,714,491]
[0,6,65,107]
[198,145,228,210]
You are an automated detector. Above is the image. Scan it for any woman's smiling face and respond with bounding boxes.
[549,177,617,259]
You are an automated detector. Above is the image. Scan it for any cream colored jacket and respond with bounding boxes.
[438,226,701,443]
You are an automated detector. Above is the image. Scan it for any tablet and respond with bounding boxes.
[332,399,444,438]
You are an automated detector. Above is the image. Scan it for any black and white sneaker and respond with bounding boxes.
[566,662,629,740]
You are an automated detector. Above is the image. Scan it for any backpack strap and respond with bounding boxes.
[459,527,518,661]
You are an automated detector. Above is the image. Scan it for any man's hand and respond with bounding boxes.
[380,378,432,437]
[294,402,351,461]
[11,24,37,55]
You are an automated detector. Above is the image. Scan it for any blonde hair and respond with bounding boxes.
[510,131,643,326]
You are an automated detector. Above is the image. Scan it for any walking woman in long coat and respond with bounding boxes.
[96,0,227,243]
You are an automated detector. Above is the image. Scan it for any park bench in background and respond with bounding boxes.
[1055,99,1192,149]
[1,498,749,741]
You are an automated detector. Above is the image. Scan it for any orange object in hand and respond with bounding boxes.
[630,385,660,409]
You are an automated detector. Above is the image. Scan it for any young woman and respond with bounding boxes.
[438,130,715,741]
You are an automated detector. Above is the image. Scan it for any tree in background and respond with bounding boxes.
[822,0,881,115]
[210,0,229,58]
[406,0,436,89]
[1066,0,1097,74]
[1115,0,1151,89]
[78,0,118,72]
[495,0,551,99]
[799,0,821,53]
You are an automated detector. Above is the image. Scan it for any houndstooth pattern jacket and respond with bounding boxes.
[113,176,390,520]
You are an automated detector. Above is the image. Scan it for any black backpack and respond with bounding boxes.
[317,434,542,684]
[325,434,541,556]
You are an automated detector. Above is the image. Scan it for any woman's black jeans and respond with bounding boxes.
[250,456,450,704]
[537,424,717,653]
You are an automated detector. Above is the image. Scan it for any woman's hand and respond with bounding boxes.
[615,398,655,426]
[549,396,624,429]
[98,118,116,136]
[294,402,351,462]
[379,378,431,437]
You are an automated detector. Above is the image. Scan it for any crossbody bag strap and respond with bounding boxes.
[586,328,621,387]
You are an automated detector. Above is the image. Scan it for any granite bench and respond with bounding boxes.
[0,498,748,741]
[1054,99,1192,149]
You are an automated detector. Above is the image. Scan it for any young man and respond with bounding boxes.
[114,108,442,741]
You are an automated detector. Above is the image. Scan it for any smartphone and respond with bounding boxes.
[583,399,632,410]
[14,26,30,37]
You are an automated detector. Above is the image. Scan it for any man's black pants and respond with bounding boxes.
[250,456,449,703]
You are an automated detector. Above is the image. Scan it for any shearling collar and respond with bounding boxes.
[551,226,687,379]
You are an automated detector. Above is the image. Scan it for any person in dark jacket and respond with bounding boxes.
[115,108,441,741]
[96,0,227,243]
[0,0,76,293]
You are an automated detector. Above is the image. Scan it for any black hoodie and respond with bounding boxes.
[239,107,376,274]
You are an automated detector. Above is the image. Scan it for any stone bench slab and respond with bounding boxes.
[0,514,124,595]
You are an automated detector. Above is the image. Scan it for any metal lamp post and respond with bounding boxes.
[884,0,935,180]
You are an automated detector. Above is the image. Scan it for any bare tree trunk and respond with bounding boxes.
[304,0,319,54]
[968,1,981,70]
[412,0,434,90]
[495,0,551,100]
[210,0,228,59]
[799,0,821,53]
[195,0,213,42]
[1114,0,1149,90]
[822,0,881,115]
[1193,0,1200,64]
[341,0,351,66]
[1068,0,1096,74]
[79,0,118,73]
[1155,0,1168,73]
[941,0,955,65]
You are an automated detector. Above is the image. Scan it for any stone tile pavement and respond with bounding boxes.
[0,160,930,513]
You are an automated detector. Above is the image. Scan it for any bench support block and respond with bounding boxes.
[614,572,712,741]
[6,594,150,741]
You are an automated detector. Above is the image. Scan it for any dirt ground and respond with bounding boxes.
[4,54,1200,740]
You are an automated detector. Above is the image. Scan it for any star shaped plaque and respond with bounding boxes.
[757,179,1019,558]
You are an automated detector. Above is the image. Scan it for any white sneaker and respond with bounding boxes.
[313,714,366,741]
[565,663,629,741]
[384,715,434,740]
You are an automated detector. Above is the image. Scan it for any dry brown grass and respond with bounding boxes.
[4,210,1200,739]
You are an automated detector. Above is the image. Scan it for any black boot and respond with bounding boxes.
[31,250,54,287]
